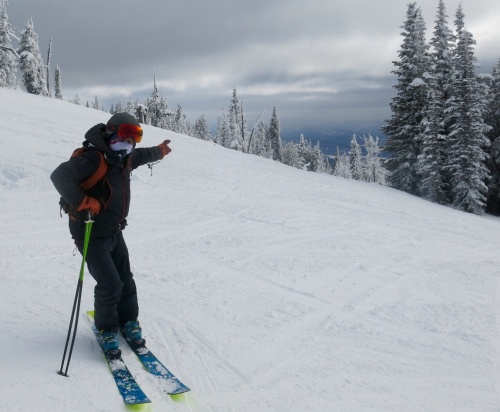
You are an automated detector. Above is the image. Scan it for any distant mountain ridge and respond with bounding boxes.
[281,123,386,155]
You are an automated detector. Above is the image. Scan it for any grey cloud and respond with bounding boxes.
[6,0,500,136]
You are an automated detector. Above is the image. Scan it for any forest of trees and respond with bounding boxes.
[383,0,500,215]
[1,0,499,214]
[0,1,389,181]
[108,85,334,174]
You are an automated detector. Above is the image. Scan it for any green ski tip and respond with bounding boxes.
[126,403,153,412]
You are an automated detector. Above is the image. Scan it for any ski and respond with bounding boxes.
[86,311,151,405]
[122,334,191,395]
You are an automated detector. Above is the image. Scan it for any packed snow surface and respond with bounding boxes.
[1,88,500,411]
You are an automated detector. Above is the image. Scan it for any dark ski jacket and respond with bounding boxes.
[51,123,163,240]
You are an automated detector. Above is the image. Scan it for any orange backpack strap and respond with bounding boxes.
[71,148,108,191]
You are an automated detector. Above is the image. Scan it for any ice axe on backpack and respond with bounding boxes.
[58,212,94,377]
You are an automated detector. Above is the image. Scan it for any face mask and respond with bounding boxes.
[110,139,134,158]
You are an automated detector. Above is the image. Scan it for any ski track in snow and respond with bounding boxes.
[1,88,500,411]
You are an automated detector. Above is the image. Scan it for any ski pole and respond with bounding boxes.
[58,213,94,377]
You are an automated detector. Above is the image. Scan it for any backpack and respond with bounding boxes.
[59,147,108,217]
[71,147,108,190]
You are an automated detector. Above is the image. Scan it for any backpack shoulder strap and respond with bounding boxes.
[71,148,108,191]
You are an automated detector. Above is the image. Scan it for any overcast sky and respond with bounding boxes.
[6,0,500,136]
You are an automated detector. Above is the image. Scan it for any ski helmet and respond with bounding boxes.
[106,112,143,143]
[106,112,140,135]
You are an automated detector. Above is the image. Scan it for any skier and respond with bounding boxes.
[51,112,171,351]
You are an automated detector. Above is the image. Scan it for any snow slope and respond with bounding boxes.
[1,87,500,412]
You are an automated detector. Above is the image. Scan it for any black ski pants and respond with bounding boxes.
[78,231,138,332]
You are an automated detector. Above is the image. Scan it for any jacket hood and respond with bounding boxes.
[84,124,112,152]
[83,123,124,162]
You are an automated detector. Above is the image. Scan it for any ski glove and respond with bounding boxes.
[77,195,101,215]
[157,140,172,159]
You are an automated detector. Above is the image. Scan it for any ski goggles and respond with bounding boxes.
[117,124,143,143]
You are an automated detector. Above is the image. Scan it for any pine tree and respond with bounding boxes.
[268,106,282,162]
[125,97,137,117]
[173,104,191,135]
[301,138,319,171]
[240,103,249,151]
[487,60,500,142]
[416,0,455,202]
[215,109,231,148]
[363,135,387,184]
[314,142,329,173]
[486,60,500,214]
[18,19,48,96]
[0,3,17,89]
[445,6,491,214]
[429,0,455,110]
[147,73,170,128]
[297,134,309,170]
[417,95,448,202]
[382,3,431,195]
[114,100,124,114]
[282,141,302,169]
[349,134,363,180]
[252,119,270,158]
[228,88,245,151]
[46,36,52,97]
[488,138,500,215]
[54,65,62,99]
[333,147,352,179]
[194,114,211,140]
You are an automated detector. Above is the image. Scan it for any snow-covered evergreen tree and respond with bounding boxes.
[46,36,52,97]
[54,65,62,99]
[300,135,320,171]
[486,60,500,214]
[215,109,231,148]
[268,106,282,162]
[0,3,17,89]
[173,104,191,135]
[125,98,137,117]
[445,6,491,214]
[349,135,363,180]
[252,119,270,158]
[296,134,308,170]
[417,95,448,202]
[333,147,352,179]
[239,102,249,150]
[314,142,329,173]
[228,89,240,138]
[282,135,328,173]
[228,88,246,151]
[113,100,124,115]
[430,0,455,115]
[487,60,500,143]
[282,141,302,169]
[18,19,48,96]
[363,135,386,184]
[488,136,500,215]
[147,73,170,128]
[454,4,465,37]
[193,114,211,141]
[382,3,432,195]
[416,0,455,203]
